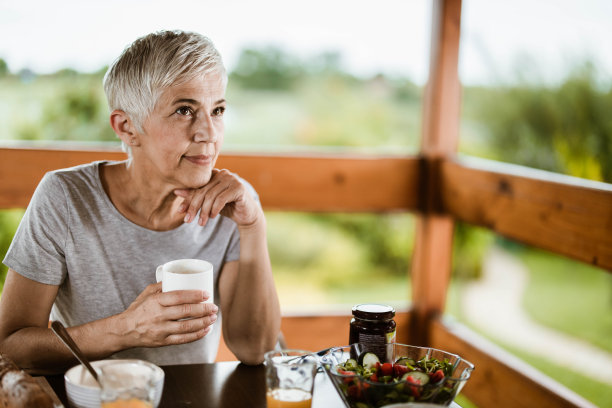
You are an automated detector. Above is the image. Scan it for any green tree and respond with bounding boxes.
[0,210,24,291]
[0,58,8,77]
[17,77,116,143]
[470,63,612,182]
[230,47,305,90]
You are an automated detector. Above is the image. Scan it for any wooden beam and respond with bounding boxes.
[441,158,612,271]
[420,0,462,157]
[218,152,421,213]
[430,318,597,408]
[0,147,127,209]
[0,147,421,213]
[410,0,463,345]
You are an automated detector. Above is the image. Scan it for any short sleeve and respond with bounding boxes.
[3,172,69,285]
[224,227,240,262]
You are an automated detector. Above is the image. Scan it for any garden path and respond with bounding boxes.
[461,247,612,385]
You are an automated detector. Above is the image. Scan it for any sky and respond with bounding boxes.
[1,0,611,85]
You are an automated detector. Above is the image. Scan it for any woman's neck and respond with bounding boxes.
[99,160,185,231]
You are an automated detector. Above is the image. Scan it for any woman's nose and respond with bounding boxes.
[193,115,217,143]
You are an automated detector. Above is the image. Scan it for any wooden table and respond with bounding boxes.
[45,361,461,407]
[45,361,345,407]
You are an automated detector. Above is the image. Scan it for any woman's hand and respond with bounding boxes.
[120,282,218,348]
[174,169,263,227]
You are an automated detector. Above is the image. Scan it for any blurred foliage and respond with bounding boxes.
[312,213,415,276]
[0,210,24,292]
[0,48,609,293]
[230,47,354,90]
[0,58,8,77]
[230,47,305,90]
[463,62,612,182]
[452,223,495,280]
[15,75,116,142]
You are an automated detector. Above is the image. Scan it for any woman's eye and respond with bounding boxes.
[212,106,225,117]
[176,106,193,116]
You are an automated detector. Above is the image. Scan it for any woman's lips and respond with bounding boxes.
[183,155,212,165]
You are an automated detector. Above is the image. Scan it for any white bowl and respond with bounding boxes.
[64,359,164,408]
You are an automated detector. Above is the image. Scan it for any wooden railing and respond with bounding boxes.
[2,1,611,407]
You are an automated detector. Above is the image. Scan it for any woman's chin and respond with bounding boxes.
[181,174,212,189]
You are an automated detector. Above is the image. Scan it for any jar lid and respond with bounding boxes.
[352,304,395,320]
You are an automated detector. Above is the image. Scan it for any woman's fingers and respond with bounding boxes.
[174,168,258,226]
[199,182,232,224]
[157,289,207,307]
[178,172,223,223]
[211,188,239,218]
[123,285,211,348]
[164,326,212,346]
[161,298,217,320]
[166,312,217,334]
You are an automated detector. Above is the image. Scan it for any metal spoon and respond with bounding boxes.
[50,320,101,387]
[284,347,332,364]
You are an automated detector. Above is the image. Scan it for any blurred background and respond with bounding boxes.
[1,0,611,406]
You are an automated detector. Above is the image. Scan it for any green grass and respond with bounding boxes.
[489,336,612,408]
[519,248,612,353]
[447,243,612,408]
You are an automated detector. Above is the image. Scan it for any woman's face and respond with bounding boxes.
[135,71,227,189]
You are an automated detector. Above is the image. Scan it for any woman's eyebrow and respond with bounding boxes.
[172,98,199,105]
[171,98,226,106]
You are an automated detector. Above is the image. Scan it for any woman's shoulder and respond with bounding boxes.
[46,160,103,179]
[33,161,116,204]
[42,160,114,189]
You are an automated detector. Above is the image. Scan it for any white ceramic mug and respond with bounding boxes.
[155,259,214,303]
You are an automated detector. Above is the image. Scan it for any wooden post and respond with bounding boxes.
[409,0,463,345]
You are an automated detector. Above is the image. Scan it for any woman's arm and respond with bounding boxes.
[176,169,281,364]
[218,216,281,365]
[0,269,217,374]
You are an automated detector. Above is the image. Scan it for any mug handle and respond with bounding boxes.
[155,265,164,283]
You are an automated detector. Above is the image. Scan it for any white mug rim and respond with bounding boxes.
[160,259,213,275]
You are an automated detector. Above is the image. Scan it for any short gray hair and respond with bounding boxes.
[103,30,226,152]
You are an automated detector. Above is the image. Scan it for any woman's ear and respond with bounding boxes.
[110,110,140,147]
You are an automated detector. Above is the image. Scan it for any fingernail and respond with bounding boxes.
[184,213,191,223]
[178,204,187,212]
[211,313,218,322]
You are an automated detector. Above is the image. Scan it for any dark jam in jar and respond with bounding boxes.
[349,304,396,362]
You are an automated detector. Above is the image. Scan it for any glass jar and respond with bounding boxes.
[349,304,396,361]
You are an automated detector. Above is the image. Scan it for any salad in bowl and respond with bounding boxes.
[320,343,474,408]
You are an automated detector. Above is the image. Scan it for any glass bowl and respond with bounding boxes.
[64,359,164,408]
[320,343,474,408]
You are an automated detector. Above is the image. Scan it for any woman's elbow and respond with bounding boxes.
[229,333,279,366]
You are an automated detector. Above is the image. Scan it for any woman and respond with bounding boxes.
[0,30,281,371]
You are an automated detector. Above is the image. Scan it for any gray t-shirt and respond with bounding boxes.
[3,161,250,365]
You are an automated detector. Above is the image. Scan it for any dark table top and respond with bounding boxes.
[45,361,462,408]
[45,360,346,408]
